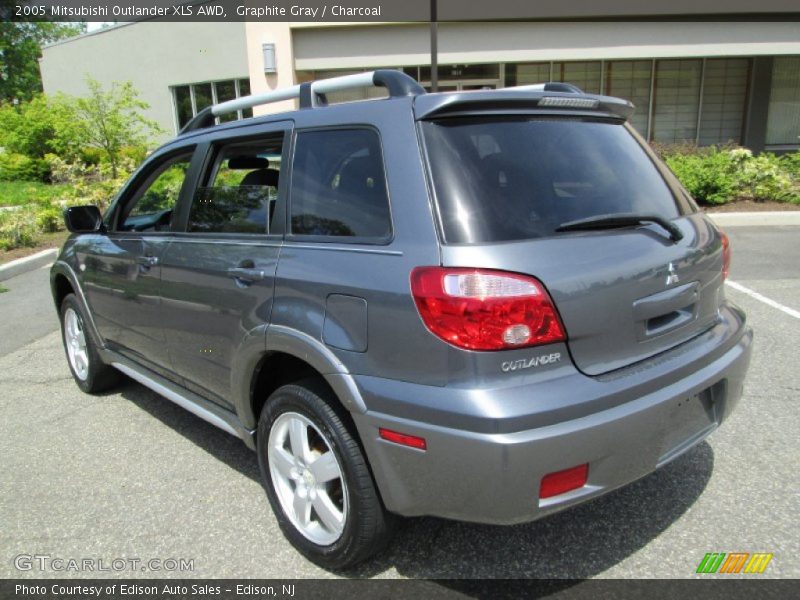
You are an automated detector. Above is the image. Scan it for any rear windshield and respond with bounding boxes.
[421,117,682,244]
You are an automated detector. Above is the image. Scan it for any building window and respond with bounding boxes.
[307,69,389,104]
[651,59,703,143]
[698,58,751,146]
[552,61,602,94]
[171,78,252,131]
[505,62,551,87]
[766,56,800,146]
[605,60,652,137]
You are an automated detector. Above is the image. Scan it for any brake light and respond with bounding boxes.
[410,267,566,351]
[721,231,731,280]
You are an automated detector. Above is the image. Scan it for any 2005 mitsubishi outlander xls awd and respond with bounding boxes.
[51,71,752,568]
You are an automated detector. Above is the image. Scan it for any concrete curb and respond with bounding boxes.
[707,211,800,227]
[0,248,57,282]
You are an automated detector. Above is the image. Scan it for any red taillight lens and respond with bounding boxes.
[721,231,731,280]
[379,428,427,450]
[410,267,566,351]
[539,464,589,499]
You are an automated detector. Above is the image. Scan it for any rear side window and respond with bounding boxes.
[421,117,682,244]
[290,129,391,240]
[188,138,283,234]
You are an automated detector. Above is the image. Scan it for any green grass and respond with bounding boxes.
[0,284,8,293]
[0,181,71,207]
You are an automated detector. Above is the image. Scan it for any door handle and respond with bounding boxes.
[227,267,266,283]
[137,255,159,268]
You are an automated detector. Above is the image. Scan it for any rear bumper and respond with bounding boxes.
[352,303,752,524]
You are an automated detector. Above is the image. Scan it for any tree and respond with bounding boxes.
[0,93,78,159]
[70,78,163,177]
[0,22,85,103]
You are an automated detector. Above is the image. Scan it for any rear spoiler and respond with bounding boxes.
[414,88,635,121]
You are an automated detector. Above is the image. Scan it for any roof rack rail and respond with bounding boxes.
[179,70,425,135]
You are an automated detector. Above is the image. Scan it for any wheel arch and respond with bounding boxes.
[234,325,368,432]
[50,261,105,349]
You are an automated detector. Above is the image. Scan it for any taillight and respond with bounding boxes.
[721,231,731,280]
[410,267,566,351]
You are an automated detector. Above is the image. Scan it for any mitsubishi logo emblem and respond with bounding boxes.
[666,262,680,286]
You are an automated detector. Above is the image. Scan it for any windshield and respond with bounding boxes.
[421,117,683,244]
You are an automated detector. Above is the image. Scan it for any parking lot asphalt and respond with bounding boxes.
[0,225,797,580]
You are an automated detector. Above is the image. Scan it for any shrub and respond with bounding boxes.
[45,153,134,212]
[0,151,49,182]
[35,205,63,233]
[663,148,739,204]
[659,144,800,205]
[0,207,38,250]
[736,152,795,202]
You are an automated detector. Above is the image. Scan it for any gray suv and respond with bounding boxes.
[51,71,752,569]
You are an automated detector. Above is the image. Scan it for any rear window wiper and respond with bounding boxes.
[555,213,684,243]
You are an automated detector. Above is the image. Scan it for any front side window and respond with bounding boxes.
[119,154,192,232]
[188,139,283,234]
[422,117,681,244]
[290,129,391,240]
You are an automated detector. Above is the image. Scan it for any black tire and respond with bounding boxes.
[59,294,120,394]
[257,378,394,569]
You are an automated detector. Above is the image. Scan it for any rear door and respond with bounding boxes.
[159,124,290,407]
[422,116,725,375]
[83,148,198,377]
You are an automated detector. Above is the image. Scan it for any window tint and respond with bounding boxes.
[188,140,282,234]
[422,117,681,244]
[120,155,191,232]
[290,129,391,239]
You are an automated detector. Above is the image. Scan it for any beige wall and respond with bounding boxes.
[292,21,800,70]
[39,20,800,131]
[40,22,249,138]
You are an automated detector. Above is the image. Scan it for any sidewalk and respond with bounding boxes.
[706,211,800,227]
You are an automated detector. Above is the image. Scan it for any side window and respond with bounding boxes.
[120,155,192,232]
[290,129,391,240]
[188,139,283,234]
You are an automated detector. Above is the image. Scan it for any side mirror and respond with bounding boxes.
[64,206,104,233]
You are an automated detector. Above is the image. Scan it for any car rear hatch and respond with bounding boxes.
[416,91,726,376]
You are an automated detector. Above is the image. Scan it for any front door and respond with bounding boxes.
[83,149,197,377]
[159,125,290,407]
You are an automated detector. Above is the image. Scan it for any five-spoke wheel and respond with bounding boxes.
[257,380,394,569]
[268,412,348,545]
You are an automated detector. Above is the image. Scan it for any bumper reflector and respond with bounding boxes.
[379,428,427,451]
[540,463,589,499]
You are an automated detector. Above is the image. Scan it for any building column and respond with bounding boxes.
[244,22,297,115]
[742,56,774,153]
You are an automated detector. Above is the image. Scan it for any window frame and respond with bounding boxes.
[170,122,293,240]
[285,125,395,246]
[186,136,286,236]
